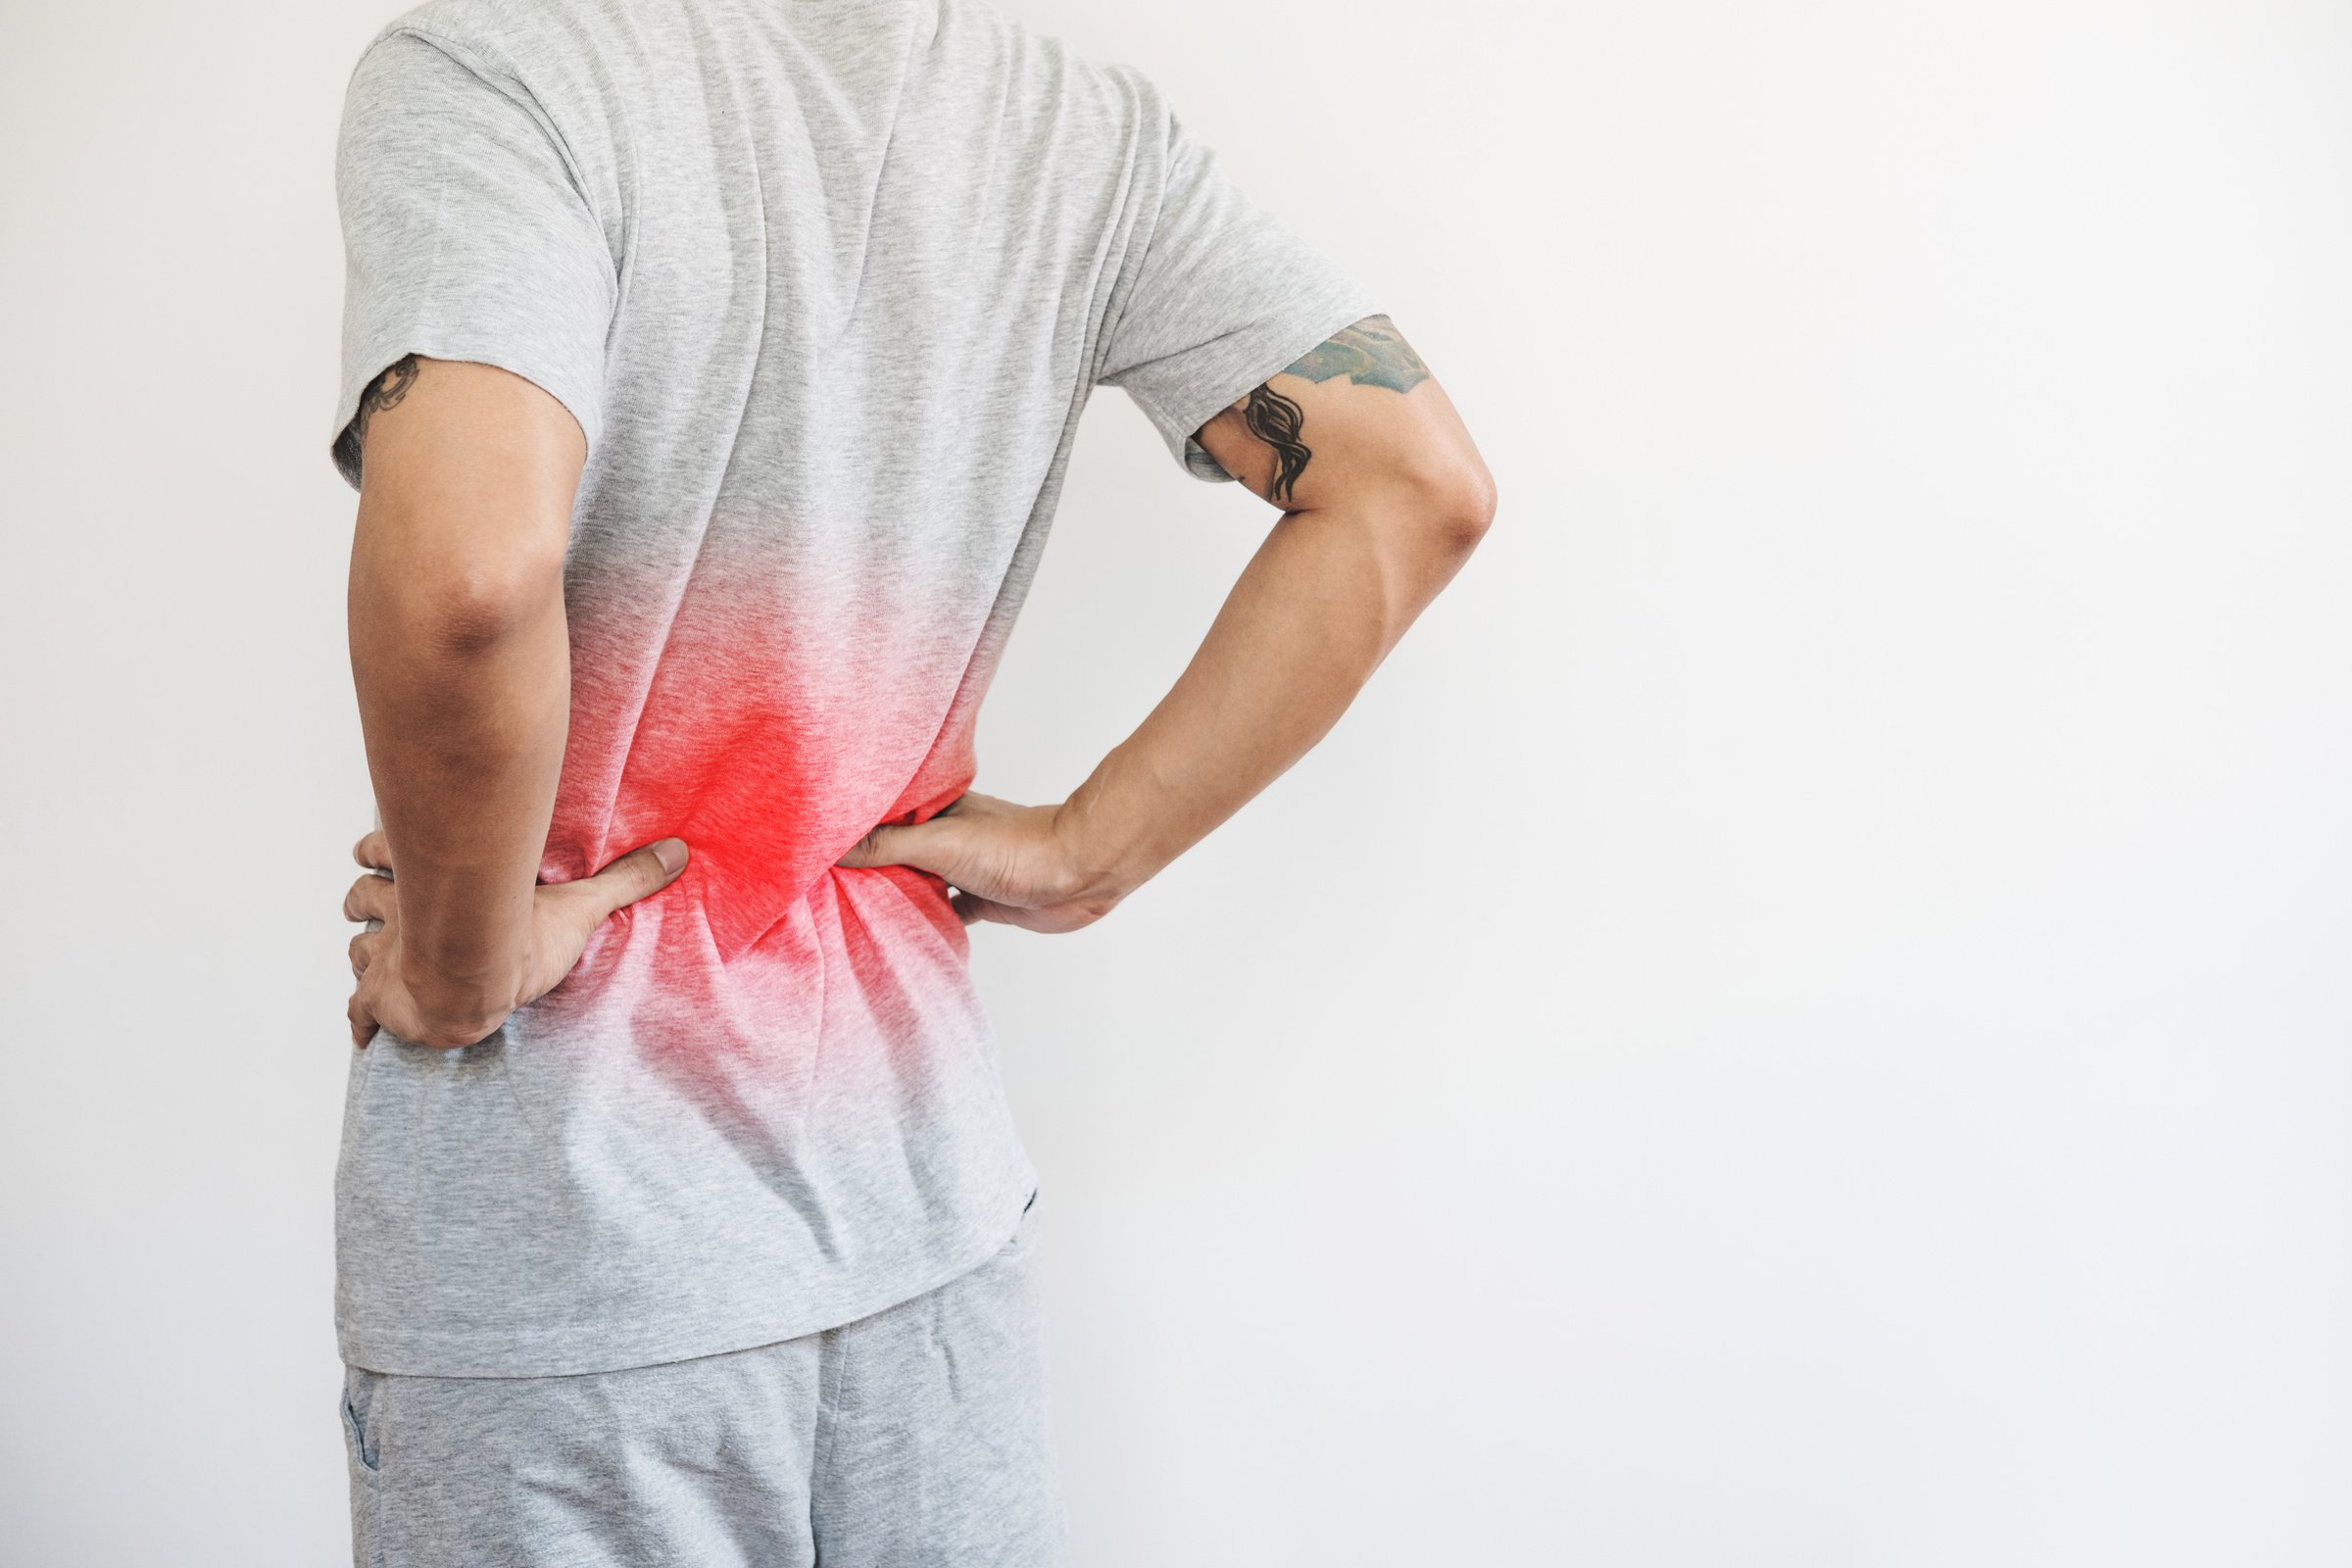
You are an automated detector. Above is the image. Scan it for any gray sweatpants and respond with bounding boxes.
[341,1192,1064,1567]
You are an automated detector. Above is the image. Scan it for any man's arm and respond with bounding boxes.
[339,355,684,1049]
[838,315,1495,925]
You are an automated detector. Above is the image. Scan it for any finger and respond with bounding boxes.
[579,838,690,920]
[837,818,958,878]
[348,991,376,1051]
[343,873,394,925]
[949,889,1018,927]
[836,786,1033,871]
[354,830,392,875]
[834,823,902,870]
[349,929,383,980]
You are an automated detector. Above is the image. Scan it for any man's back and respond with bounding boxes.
[330,0,1381,1377]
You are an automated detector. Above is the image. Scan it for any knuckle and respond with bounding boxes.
[416,1018,493,1051]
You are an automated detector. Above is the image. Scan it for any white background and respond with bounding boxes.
[4,0,2348,1561]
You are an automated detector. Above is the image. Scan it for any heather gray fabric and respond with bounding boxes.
[328,0,1379,1382]
[342,1192,1062,1567]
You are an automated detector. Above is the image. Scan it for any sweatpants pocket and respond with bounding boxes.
[341,1366,385,1568]
[342,1364,382,1474]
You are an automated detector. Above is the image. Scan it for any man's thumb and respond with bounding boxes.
[590,837,690,912]
[835,823,906,870]
[838,820,956,876]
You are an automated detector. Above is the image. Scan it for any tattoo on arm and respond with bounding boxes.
[333,354,421,482]
[1242,384,1311,506]
[1230,315,1430,507]
[1278,315,1431,394]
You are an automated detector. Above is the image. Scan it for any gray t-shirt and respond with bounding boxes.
[329,0,1380,1377]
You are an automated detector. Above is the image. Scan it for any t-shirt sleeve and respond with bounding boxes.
[1093,84,1385,484]
[327,27,617,492]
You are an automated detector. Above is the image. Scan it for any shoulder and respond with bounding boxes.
[344,0,583,91]
[934,0,1164,125]
[337,0,618,182]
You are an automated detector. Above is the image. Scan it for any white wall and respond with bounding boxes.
[3,1,2347,1562]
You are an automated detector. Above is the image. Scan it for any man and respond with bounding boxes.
[328,0,1494,1559]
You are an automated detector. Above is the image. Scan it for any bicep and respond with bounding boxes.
[1192,316,1494,523]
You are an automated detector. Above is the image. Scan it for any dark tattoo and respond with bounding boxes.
[1242,383,1311,506]
[1280,315,1430,394]
[1214,317,1428,506]
[332,354,421,481]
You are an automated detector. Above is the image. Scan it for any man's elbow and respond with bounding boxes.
[426,563,563,656]
[1396,441,1498,557]
[362,552,565,660]
[1444,456,1499,552]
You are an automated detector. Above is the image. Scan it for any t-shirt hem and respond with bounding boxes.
[334,1164,1040,1379]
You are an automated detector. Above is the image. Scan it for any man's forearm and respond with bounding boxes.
[349,512,571,1031]
[1054,485,1488,906]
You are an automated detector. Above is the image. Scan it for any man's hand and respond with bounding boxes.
[343,829,689,1050]
[836,793,1116,934]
